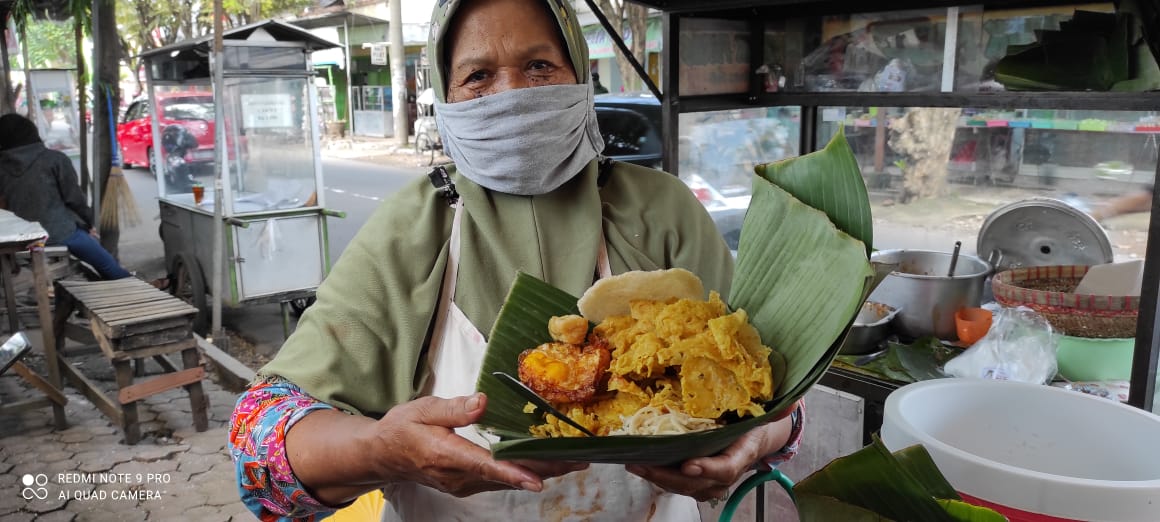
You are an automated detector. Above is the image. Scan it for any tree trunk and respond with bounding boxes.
[93,0,121,257]
[76,16,90,198]
[1,21,15,113]
[623,4,649,92]
[889,108,962,204]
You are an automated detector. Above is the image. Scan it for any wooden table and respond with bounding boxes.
[54,278,208,444]
[0,210,67,427]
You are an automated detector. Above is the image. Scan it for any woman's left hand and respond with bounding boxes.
[625,416,793,502]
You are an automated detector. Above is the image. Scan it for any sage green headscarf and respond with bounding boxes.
[427,0,591,102]
[258,0,735,417]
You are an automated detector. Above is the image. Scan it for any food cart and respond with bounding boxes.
[597,0,1160,431]
[138,20,342,333]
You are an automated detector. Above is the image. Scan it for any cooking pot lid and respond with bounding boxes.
[976,198,1113,271]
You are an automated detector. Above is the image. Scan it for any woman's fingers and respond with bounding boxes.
[407,392,488,428]
[626,464,727,502]
[374,393,566,496]
[682,430,764,484]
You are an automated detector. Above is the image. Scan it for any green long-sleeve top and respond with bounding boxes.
[259,160,735,416]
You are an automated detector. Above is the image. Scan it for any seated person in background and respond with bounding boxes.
[1089,185,1153,223]
[0,113,131,280]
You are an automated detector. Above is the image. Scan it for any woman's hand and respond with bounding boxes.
[366,392,588,497]
[625,415,793,502]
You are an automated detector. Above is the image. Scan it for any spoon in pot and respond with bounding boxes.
[491,371,597,437]
[948,241,962,277]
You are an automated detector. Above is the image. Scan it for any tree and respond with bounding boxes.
[116,0,312,94]
[592,0,649,92]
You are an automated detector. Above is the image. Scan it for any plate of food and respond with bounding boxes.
[475,130,886,465]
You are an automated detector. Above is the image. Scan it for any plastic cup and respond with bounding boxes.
[955,307,993,346]
[192,184,205,205]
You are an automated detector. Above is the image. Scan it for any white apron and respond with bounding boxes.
[382,200,699,522]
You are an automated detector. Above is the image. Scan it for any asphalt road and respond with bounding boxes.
[113,156,425,355]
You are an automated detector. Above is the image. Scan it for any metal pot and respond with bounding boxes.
[868,249,991,340]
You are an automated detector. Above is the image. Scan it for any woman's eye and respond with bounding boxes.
[528,60,553,72]
[465,71,488,83]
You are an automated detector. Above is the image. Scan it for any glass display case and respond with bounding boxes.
[139,21,341,329]
[649,0,1160,420]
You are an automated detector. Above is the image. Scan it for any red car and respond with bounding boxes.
[116,92,217,175]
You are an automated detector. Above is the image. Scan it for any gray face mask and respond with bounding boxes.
[434,83,605,196]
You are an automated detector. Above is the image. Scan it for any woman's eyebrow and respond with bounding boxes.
[451,42,563,74]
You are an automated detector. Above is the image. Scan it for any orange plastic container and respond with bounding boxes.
[955,307,993,345]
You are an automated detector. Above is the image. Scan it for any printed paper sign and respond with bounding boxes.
[241,94,293,128]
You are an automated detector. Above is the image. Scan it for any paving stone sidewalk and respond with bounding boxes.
[1,345,252,522]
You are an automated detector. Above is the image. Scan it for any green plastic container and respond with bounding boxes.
[1056,335,1134,381]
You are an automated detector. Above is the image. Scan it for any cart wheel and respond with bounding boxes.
[289,296,316,317]
[170,252,209,335]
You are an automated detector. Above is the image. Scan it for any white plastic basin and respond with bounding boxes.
[881,379,1160,522]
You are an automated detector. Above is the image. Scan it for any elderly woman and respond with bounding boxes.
[229,0,803,520]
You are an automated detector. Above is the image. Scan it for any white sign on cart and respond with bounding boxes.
[241,94,294,128]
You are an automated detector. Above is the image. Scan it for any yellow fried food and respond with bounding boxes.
[517,338,611,404]
[548,314,589,345]
[528,291,776,437]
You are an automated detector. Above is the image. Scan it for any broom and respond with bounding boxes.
[99,86,140,229]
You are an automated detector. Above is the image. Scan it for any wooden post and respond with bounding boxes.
[92,0,120,257]
[30,249,67,428]
[113,360,140,444]
[183,347,209,432]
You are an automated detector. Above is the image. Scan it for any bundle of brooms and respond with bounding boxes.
[472,130,1005,521]
[99,87,140,230]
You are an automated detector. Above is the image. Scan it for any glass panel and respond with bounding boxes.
[678,107,802,250]
[954,3,1158,92]
[220,77,318,214]
[766,2,1156,94]
[224,46,308,71]
[146,85,216,200]
[817,106,1158,262]
[778,8,949,93]
[678,18,750,95]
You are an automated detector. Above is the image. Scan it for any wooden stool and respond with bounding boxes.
[53,279,208,444]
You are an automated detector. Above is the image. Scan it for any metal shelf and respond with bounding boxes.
[679,91,1160,113]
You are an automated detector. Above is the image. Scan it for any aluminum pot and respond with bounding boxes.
[868,249,991,340]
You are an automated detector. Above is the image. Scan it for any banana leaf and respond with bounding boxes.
[475,131,874,464]
[797,494,895,521]
[796,438,1007,522]
[753,129,873,257]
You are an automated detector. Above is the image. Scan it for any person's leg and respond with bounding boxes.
[60,228,132,280]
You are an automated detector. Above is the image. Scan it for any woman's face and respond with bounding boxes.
[445,0,578,103]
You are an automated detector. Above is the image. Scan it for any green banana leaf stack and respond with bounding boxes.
[995,10,1136,91]
[473,129,881,464]
[794,438,1007,521]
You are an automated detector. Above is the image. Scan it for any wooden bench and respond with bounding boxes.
[53,278,208,444]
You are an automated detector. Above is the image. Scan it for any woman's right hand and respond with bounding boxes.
[366,392,588,497]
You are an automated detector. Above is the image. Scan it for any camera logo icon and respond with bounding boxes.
[21,474,49,500]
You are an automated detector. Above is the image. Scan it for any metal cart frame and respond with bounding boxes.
[139,20,343,335]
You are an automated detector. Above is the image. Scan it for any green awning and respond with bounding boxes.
[583,17,662,60]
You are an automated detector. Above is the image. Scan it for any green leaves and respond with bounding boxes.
[754,129,873,257]
[796,439,1007,522]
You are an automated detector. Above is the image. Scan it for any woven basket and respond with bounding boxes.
[991,265,1138,339]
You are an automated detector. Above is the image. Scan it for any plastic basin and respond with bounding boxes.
[881,379,1160,522]
[1056,335,1134,382]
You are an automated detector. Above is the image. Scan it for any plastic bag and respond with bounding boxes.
[944,306,1058,384]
